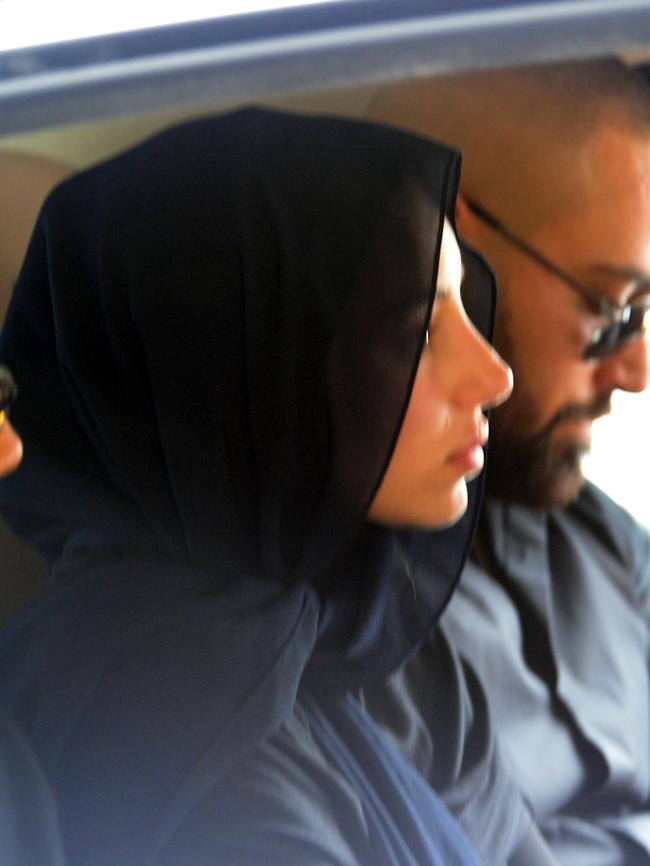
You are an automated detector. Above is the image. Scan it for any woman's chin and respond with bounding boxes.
[427,485,468,529]
[369,482,469,531]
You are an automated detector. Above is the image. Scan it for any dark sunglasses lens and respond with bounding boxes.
[584,304,649,359]
[459,243,496,342]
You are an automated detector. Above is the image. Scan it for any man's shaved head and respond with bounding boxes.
[367,59,650,234]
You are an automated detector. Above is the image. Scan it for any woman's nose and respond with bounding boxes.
[453,321,513,411]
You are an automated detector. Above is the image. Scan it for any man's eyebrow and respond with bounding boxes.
[587,263,650,288]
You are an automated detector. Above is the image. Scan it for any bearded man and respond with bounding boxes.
[365,60,650,866]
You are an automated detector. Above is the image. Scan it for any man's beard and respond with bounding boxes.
[485,391,612,510]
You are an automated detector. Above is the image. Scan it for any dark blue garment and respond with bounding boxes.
[0,109,496,864]
[0,710,64,866]
[157,693,483,866]
[363,624,533,865]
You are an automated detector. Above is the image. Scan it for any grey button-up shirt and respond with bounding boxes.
[442,482,650,864]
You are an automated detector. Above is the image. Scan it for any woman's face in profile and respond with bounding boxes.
[368,219,512,529]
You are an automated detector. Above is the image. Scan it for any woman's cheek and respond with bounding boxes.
[403,367,449,443]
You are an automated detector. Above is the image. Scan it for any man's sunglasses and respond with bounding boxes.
[465,197,650,360]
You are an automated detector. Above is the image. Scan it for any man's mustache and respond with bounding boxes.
[532,392,613,445]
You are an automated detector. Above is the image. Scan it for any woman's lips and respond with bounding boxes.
[446,440,485,475]
[446,421,489,476]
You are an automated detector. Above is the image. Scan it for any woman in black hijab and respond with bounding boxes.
[0,108,511,865]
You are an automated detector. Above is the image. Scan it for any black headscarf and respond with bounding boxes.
[0,108,495,862]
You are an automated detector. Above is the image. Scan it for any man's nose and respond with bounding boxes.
[595,335,650,394]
